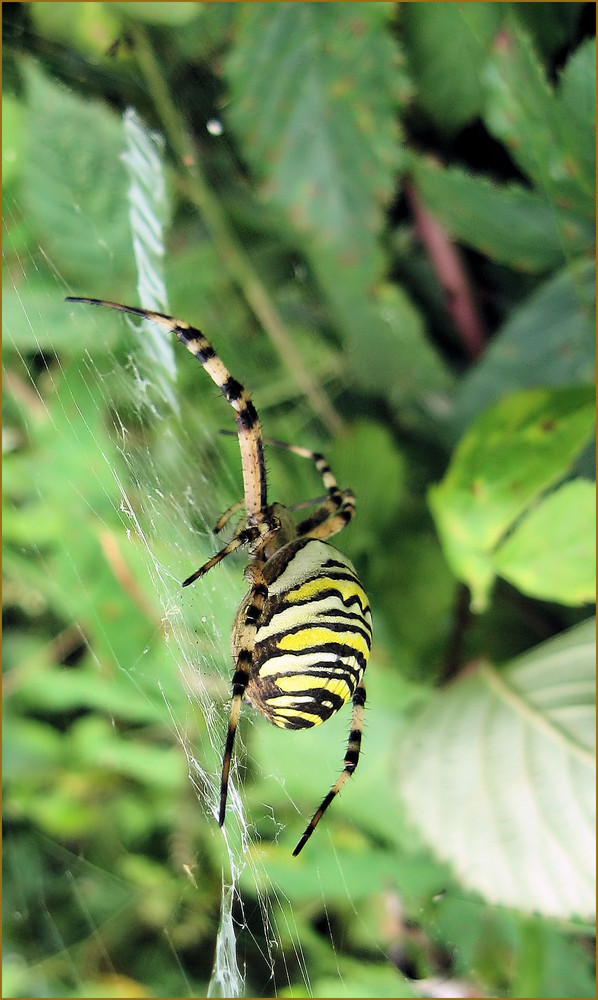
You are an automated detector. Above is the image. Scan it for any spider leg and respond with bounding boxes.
[213,499,246,534]
[292,679,366,857]
[283,445,356,539]
[181,524,260,586]
[296,489,355,540]
[218,429,353,530]
[219,564,269,827]
[219,652,249,826]
[246,433,356,541]
[211,491,332,531]
[66,298,268,517]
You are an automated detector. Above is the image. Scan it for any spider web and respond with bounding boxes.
[3,108,377,1000]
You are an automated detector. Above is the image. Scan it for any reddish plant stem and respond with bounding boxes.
[405,182,486,361]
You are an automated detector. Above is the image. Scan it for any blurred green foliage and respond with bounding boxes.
[3,3,595,998]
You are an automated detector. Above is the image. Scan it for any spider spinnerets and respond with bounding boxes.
[66,296,373,855]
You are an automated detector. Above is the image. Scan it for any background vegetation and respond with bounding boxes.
[3,3,595,998]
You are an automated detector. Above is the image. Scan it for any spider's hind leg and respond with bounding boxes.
[292,679,366,856]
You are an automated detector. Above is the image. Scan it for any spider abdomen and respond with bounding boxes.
[236,538,372,730]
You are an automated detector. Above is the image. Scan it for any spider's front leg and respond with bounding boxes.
[181,516,279,587]
[219,562,269,827]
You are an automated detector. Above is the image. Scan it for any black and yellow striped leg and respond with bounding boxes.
[217,431,356,541]
[219,651,251,826]
[265,441,355,541]
[213,499,246,534]
[181,528,257,587]
[296,487,355,541]
[181,516,279,587]
[65,297,268,518]
[218,565,269,828]
[292,680,366,857]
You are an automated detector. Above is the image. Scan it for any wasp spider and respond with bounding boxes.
[66,296,373,855]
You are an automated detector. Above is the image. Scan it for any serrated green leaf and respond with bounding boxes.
[412,158,594,272]
[482,15,595,219]
[453,258,596,434]
[402,2,502,133]
[398,618,596,919]
[429,385,596,610]
[319,272,454,428]
[21,61,133,284]
[225,3,403,274]
[515,2,585,61]
[556,37,597,203]
[493,479,596,606]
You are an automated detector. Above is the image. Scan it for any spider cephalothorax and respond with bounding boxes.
[66,296,372,855]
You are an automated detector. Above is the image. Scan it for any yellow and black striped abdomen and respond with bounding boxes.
[238,539,372,730]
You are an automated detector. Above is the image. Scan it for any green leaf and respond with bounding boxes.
[482,15,595,219]
[515,2,586,61]
[453,258,596,435]
[311,961,417,998]
[556,37,597,203]
[3,358,165,669]
[493,479,596,606]
[3,281,122,352]
[398,618,596,919]
[21,61,133,285]
[374,531,457,669]
[29,1,120,48]
[326,419,407,553]
[11,660,172,726]
[70,715,186,790]
[429,385,596,610]
[320,274,454,428]
[109,1,202,25]
[3,718,63,781]
[402,2,502,132]
[411,158,594,272]
[225,3,404,273]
